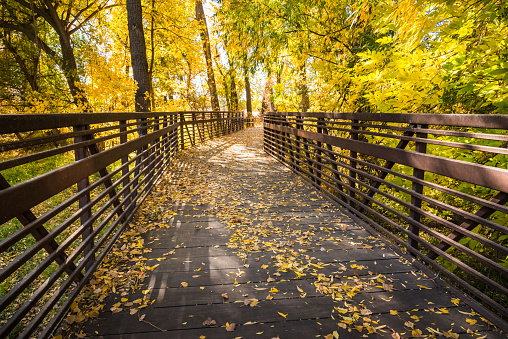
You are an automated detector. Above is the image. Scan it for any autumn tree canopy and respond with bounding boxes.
[1,0,506,114]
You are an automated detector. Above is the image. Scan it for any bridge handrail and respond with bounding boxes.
[264,112,508,321]
[0,111,244,338]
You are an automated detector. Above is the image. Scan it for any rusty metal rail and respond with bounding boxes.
[0,111,243,338]
[264,112,508,319]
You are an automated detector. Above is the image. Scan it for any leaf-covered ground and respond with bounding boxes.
[62,127,504,339]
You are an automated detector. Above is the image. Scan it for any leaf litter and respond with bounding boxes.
[62,128,501,338]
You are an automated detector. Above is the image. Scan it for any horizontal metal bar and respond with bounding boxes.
[266,123,508,193]
[0,124,178,224]
[0,122,153,171]
[1,134,174,336]
[0,120,139,152]
[264,138,508,296]
[266,112,508,129]
[0,112,179,134]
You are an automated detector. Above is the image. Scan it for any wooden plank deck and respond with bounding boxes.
[71,128,504,339]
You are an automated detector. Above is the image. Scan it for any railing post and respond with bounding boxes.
[119,120,132,214]
[146,116,159,187]
[315,117,325,186]
[133,118,147,204]
[179,112,185,150]
[408,124,428,252]
[349,119,358,207]
[73,124,93,271]
[191,112,197,144]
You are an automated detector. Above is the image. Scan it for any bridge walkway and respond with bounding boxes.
[72,127,503,339]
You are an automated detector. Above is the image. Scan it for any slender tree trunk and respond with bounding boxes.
[127,0,151,112]
[195,0,220,111]
[245,72,252,115]
[2,33,40,92]
[1,0,93,111]
[43,1,93,112]
[299,63,309,112]
[148,0,156,111]
[244,70,253,127]
[59,33,92,111]
[185,57,193,107]
[224,49,238,111]
[230,73,238,110]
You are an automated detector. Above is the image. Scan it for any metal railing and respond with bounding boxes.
[264,112,508,320]
[0,111,243,338]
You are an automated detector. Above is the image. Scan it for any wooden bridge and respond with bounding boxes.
[0,112,507,338]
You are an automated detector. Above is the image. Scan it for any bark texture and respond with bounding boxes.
[195,0,220,111]
[127,0,151,112]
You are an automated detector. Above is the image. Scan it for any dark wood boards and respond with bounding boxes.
[74,128,506,338]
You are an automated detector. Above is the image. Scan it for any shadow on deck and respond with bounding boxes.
[69,128,504,339]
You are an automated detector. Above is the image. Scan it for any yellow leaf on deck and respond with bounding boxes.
[147,264,159,271]
[278,312,288,318]
[181,282,188,287]
[412,329,423,337]
[390,310,398,315]
[466,318,477,325]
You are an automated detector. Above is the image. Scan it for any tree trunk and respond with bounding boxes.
[44,1,92,112]
[0,0,95,112]
[127,0,151,112]
[148,0,156,111]
[299,63,309,112]
[245,73,252,115]
[195,0,220,111]
[229,69,239,111]
[245,71,253,127]
[230,75,238,110]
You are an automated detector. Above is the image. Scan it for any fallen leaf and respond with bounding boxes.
[226,322,236,332]
[466,318,477,325]
[278,312,288,318]
[110,307,122,314]
[221,293,229,299]
[181,282,188,287]
[244,298,259,307]
[65,315,75,324]
[412,329,423,337]
[203,317,216,326]
[382,283,393,291]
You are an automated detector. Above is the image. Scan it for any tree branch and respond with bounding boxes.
[69,4,120,35]
[0,20,57,58]
[11,0,52,24]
